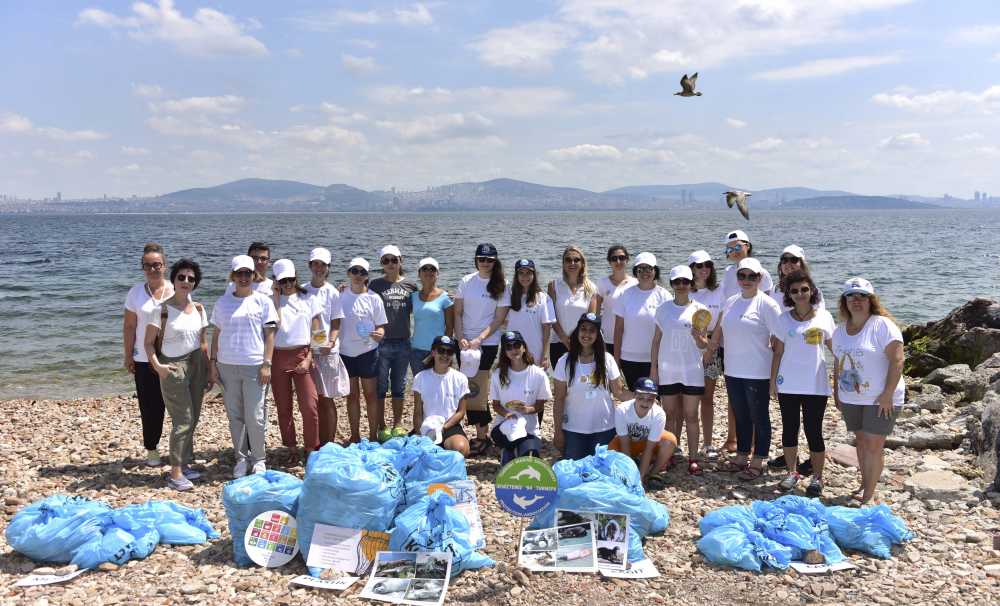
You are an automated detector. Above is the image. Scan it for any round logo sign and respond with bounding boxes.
[494,457,557,518]
[244,510,299,567]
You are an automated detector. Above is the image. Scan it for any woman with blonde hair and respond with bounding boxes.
[548,245,599,366]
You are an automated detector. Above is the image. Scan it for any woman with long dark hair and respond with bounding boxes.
[506,259,556,367]
[596,245,636,354]
[548,245,598,365]
[488,331,552,465]
[689,249,732,458]
[412,335,470,457]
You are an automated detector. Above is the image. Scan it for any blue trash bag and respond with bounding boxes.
[71,513,160,570]
[382,435,438,471]
[768,496,844,564]
[389,490,494,576]
[222,470,302,566]
[346,438,399,468]
[697,525,793,572]
[116,501,219,545]
[553,446,644,497]
[299,444,404,576]
[699,505,756,535]
[751,500,822,560]
[825,504,914,559]
[401,445,468,506]
[5,495,112,565]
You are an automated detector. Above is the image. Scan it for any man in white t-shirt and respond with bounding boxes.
[608,378,677,485]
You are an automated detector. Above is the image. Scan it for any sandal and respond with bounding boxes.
[687,461,703,476]
[717,459,748,473]
[737,466,765,481]
[468,438,490,457]
[704,447,720,463]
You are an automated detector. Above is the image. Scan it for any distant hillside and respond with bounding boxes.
[776,195,938,209]
[753,186,855,201]
[605,183,735,199]
[163,178,324,201]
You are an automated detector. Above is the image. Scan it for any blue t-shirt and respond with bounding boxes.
[411,291,454,350]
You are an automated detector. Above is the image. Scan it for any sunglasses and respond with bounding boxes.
[349,267,369,276]
[724,244,744,255]
[433,348,454,356]
[635,265,654,273]
[845,292,870,300]
[788,286,811,295]
[692,262,713,269]
[234,269,253,278]
[419,265,438,272]
[609,255,628,263]
[503,342,524,350]
[278,277,296,285]
[175,274,196,284]
[381,257,399,265]
[141,262,164,271]
[564,257,583,264]
[736,272,759,281]
[476,257,496,264]
[251,255,271,264]
[670,278,692,286]
[780,256,801,264]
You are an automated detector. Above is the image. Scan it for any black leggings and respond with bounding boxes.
[133,361,166,451]
[777,393,827,453]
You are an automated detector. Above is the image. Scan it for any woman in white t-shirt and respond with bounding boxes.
[143,258,210,491]
[454,243,511,456]
[209,255,278,479]
[270,259,325,464]
[303,247,346,446]
[595,245,637,355]
[488,331,553,465]
[548,245,599,365]
[771,245,825,311]
[412,335,470,457]
[832,277,905,505]
[769,271,835,497]
[720,229,774,301]
[552,312,624,459]
[650,266,709,475]
[708,257,782,481]
[506,259,556,368]
[339,257,388,444]
[689,249,732,459]
[613,252,672,393]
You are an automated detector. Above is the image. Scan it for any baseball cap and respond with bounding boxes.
[688,250,712,264]
[475,243,498,258]
[514,259,535,271]
[577,312,601,329]
[309,247,332,265]
[348,257,370,272]
[379,245,402,260]
[633,252,657,268]
[724,229,750,243]
[737,257,764,274]
[418,257,439,271]
[431,334,459,353]
[634,377,658,395]
[231,255,254,272]
[272,259,296,281]
[782,245,805,260]
[500,330,525,346]
[669,265,693,282]
[842,277,875,296]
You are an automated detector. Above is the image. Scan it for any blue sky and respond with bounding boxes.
[1,0,998,199]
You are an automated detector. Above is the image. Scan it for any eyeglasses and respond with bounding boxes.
[175,274,196,284]
[419,266,438,272]
[845,292,870,300]
[692,262,713,269]
[736,272,759,281]
[278,278,296,285]
[433,348,453,356]
[609,255,628,263]
[141,262,164,271]
[724,244,744,255]
[670,278,692,286]
[476,257,496,264]
[251,255,271,265]
[564,257,583,265]
[234,269,253,278]
[381,257,399,265]
[503,342,524,351]
[788,286,811,295]
[780,256,801,264]
[635,265,654,273]
[349,267,369,276]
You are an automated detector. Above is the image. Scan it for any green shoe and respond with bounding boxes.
[391,426,409,438]
[377,428,393,443]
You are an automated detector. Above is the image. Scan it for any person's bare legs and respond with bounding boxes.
[652,437,676,474]
[443,434,471,458]
[661,394,682,452]
[783,445,799,473]
[392,397,405,428]
[858,432,886,504]
[683,394,701,459]
[810,449,825,480]
[346,378,361,443]
[701,377,716,449]
[362,377,380,442]
[317,396,338,444]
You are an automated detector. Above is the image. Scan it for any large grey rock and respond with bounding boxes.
[906,382,947,412]
[903,469,975,501]
[925,364,972,388]
[974,391,1000,489]
[903,298,1000,377]
[905,429,964,450]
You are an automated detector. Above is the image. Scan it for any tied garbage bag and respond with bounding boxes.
[824,504,914,559]
[72,514,160,570]
[697,526,793,572]
[752,500,825,561]
[222,470,302,566]
[382,434,438,470]
[389,490,494,576]
[345,438,399,468]
[553,446,644,497]
[116,501,219,545]
[5,495,112,565]
[766,496,844,564]
[699,505,756,535]
[399,439,468,506]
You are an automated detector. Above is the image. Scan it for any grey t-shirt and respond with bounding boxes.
[369,277,418,340]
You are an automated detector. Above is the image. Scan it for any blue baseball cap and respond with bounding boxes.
[431,334,459,353]
[577,312,601,328]
[514,259,535,271]
[501,330,525,346]
[475,243,498,258]
[634,377,658,395]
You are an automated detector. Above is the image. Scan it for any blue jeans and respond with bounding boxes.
[725,376,771,458]
[562,428,617,460]
[377,338,412,399]
[410,347,431,376]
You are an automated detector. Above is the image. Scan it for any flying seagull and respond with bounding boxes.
[724,190,751,220]
[675,73,702,97]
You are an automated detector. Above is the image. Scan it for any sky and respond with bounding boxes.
[1,0,999,199]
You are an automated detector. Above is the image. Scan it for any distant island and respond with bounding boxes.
[3,176,990,214]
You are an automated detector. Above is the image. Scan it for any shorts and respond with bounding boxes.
[619,359,651,391]
[704,342,721,381]
[605,343,615,355]
[841,403,898,436]
[441,424,467,442]
[311,351,350,398]
[608,432,677,458]
[341,348,379,379]
[479,345,498,370]
[658,383,706,396]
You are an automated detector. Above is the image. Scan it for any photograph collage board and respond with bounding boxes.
[358,551,453,606]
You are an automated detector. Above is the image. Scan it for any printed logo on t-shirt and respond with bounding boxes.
[835,351,869,395]
[626,422,651,442]
[803,327,824,345]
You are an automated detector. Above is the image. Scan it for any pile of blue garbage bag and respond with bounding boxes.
[697,495,914,572]
[5,495,219,570]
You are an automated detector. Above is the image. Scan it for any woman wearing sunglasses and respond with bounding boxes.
[488,331,552,465]
[721,230,774,301]
[772,245,825,311]
[339,257,388,443]
[832,278,904,505]
[506,259,556,368]
[454,243,511,456]
[210,255,278,478]
[303,247,346,446]
[770,271,835,496]
[370,244,418,436]
[143,258,210,491]
[412,335,470,456]
[650,266,710,475]
[548,245,599,365]
[270,259,324,464]
[613,252,672,394]
[689,249,732,458]
[410,257,454,373]
[123,242,173,467]
[596,245,637,354]
[708,257,782,481]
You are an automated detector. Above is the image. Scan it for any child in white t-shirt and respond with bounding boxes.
[412,335,471,457]
[609,378,677,485]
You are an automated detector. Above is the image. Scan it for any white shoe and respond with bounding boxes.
[233,459,249,479]
[145,450,162,467]
[182,466,202,480]
[252,461,266,474]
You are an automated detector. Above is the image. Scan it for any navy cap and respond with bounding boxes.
[634,377,658,395]
[514,259,535,271]
[431,334,459,353]
[577,312,601,328]
[475,243,498,258]
[500,330,525,345]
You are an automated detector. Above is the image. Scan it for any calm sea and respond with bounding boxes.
[1,209,997,400]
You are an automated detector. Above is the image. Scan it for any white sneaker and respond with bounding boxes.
[233,459,249,479]
[145,450,162,467]
[252,461,266,474]
[182,466,202,480]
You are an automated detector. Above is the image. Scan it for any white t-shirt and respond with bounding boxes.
[691,286,725,333]
[224,278,274,297]
[146,302,208,358]
[456,273,511,346]
[833,315,905,406]
[506,293,556,363]
[303,282,345,348]
[210,292,278,366]
[550,279,594,343]
[613,284,673,362]
[488,365,552,436]
[597,275,637,344]
[275,293,324,349]
[775,309,836,396]
[720,292,783,379]
[553,352,621,433]
[339,290,388,357]
[654,300,708,387]
[413,367,470,421]
[722,264,774,301]
[614,400,667,443]
[769,284,826,312]
[125,282,175,363]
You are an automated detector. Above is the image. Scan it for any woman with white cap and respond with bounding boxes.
[412,335,470,457]
[708,257,782,481]
[721,230,774,301]
[370,244,418,436]
[209,254,278,478]
[410,257,454,373]
[832,277,904,505]
[772,245,825,311]
[596,245,637,355]
[613,252,672,393]
[303,247,346,446]
[339,257,388,443]
[689,249,732,458]
[270,259,324,464]
[488,330,552,465]
[650,265,710,475]
[548,245,599,365]
[507,259,556,368]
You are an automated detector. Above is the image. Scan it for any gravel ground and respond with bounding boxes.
[2,386,999,606]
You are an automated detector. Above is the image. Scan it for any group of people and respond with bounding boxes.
[123,231,904,505]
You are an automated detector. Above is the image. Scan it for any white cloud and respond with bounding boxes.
[367,85,571,117]
[121,146,151,156]
[77,0,268,57]
[368,86,454,105]
[747,137,784,152]
[151,95,245,114]
[107,163,142,176]
[290,4,433,30]
[470,21,576,70]
[0,111,108,141]
[955,132,984,142]
[976,145,1000,157]
[394,4,433,26]
[277,124,367,147]
[955,24,1000,44]
[0,112,34,133]
[726,117,747,128]
[132,83,164,98]
[547,144,622,161]
[753,53,901,80]
[872,85,1000,114]
[377,113,494,143]
[879,132,929,149]
[994,52,1000,62]
[188,149,224,164]
[341,54,381,76]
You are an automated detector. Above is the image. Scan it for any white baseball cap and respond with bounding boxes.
[724,229,750,243]
[348,257,370,272]
[842,277,875,295]
[688,250,712,264]
[737,257,764,274]
[781,245,805,260]
[273,259,296,281]
[231,255,254,272]
[418,257,439,270]
[379,245,401,259]
[669,265,693,282]
[633,252,657,268]
[309,247,332,265]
